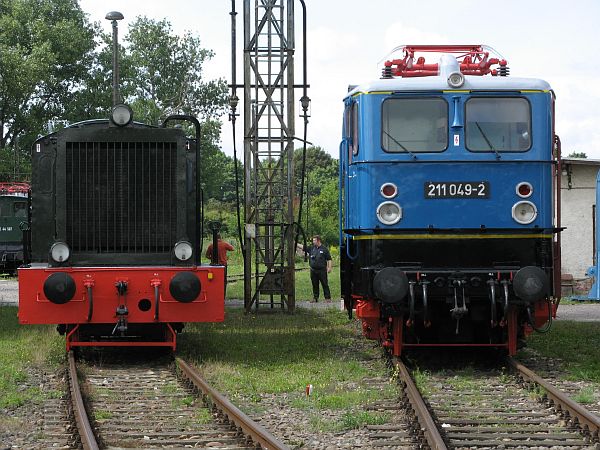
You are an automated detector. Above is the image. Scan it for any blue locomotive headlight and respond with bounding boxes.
[512,201,537,224]
[447,71,465,88]
[377,201,402,225]
[50,242,70,263]
[169,272,201,303]
[43,272,76,304]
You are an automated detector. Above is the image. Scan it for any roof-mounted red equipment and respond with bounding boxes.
[382,45,509,78]
[0,182,30,195]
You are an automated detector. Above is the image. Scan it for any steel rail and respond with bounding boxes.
[509,357,600,439]
[394,357,448,450]
[176,358,290,450]
[67,351,99,450]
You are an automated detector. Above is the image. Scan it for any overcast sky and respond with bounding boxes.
[80,0,600,159]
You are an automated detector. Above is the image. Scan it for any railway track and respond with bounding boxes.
[392,355,600,449]
[67,351,289,449]
[517,350,600,419]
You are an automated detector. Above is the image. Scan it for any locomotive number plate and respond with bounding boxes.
[425,181,489,199]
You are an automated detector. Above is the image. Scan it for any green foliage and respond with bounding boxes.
[307,176,339,245]
[1,9,228,187]
[124,16,228,124]
[200,121,242,202]
[292,146,339,246]
[0,147,30,182]
[567,151,587,158]
[293,146,337,194]
[0,0,97,168]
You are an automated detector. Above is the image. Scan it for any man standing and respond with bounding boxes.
[206,234,234,293]
[306,235,332,302]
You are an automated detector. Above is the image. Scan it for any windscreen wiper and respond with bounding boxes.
[383,130,417,160]
[475,122,501,160]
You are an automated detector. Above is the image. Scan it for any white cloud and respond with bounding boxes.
[78,0,600,159]
[383,22,448,53]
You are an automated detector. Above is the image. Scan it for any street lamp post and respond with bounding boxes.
[105,11,124,106]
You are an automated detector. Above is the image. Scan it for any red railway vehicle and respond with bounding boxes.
[18,109,225,351]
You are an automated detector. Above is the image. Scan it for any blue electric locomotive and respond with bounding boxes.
[340,45,561,356]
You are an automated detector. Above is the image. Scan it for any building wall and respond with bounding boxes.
[560,164,599,278]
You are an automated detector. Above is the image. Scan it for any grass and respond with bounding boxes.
[522,321,600,383]
[0,306,64,408]
[94,410,113,420]
[309,410,389,432]
[178,307,397,431]
[411,368,434,396]
[219,240,341,301]
[226,263,341,302]
[172,395,195,408]
[195,408,213,424]
[573,386,596,404]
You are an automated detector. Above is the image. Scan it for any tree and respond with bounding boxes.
[567,152,587,159]
[291,147,339,245]
[307,176,338,246]
[110,17,230,199]
[293,146,337,197]
[0,0,97,156]
[124,17,228,125]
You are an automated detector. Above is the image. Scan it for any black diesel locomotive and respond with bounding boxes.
[18,106,226,350]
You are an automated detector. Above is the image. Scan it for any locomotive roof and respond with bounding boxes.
[346,54,551,97]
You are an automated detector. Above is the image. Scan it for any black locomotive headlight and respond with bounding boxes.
[111,104,133,126]
[43,273,76,304]
[173,240,193,261]
[169,272,201,303]
[50,241,70,263]
[513,266,549,303]
[373,267,408,304]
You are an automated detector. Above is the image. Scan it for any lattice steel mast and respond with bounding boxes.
[237,0,301,312]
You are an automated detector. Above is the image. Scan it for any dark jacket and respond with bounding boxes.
[308,244,331,270]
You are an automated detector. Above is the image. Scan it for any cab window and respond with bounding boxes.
[465,98,531,152]
[14,202,27,218]
[382,98,448,152]
[350,102,359,155]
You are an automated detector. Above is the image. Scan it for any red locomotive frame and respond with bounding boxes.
[19,266,224,351]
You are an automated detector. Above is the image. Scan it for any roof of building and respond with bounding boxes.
[562,158,600,166]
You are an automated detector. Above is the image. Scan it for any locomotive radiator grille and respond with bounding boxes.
[65,141,177,254]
